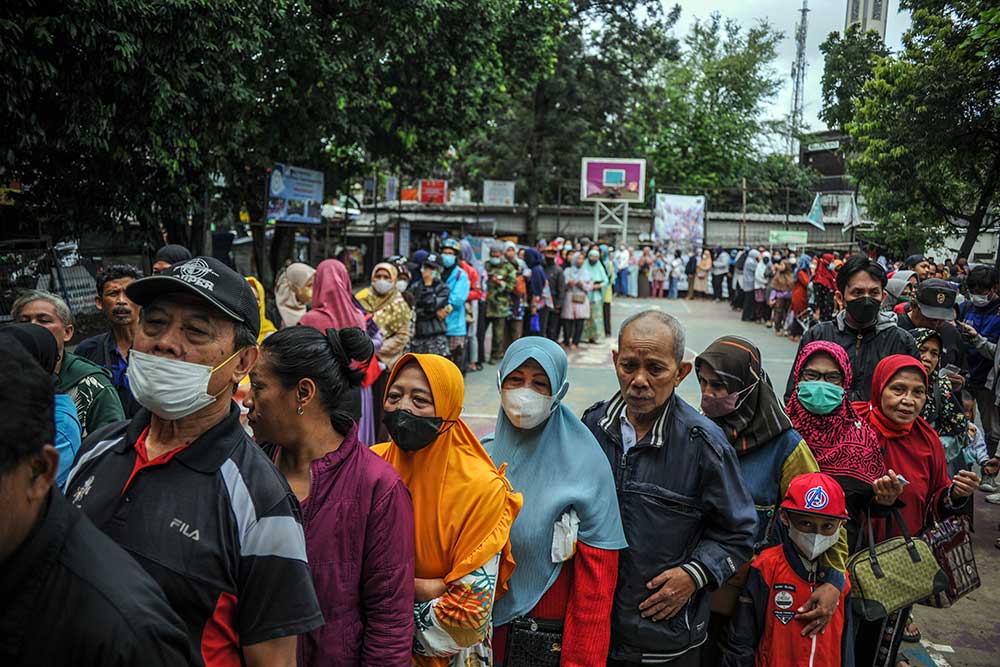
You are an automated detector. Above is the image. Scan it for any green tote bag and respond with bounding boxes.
[847,508,948,621]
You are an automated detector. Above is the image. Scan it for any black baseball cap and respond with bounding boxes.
[126,256,261,337]
[915,278,957,320]
[423,253,444,270]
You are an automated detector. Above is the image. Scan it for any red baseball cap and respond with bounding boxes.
[780,472,849,520]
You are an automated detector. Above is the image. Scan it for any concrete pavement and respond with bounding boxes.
[461,296,1000,667]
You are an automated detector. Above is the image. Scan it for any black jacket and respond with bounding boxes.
[408,279,450,338]
[784,311,919,403]
[0,490,191,666]
[582,393,756,662]
[543,260,565,306]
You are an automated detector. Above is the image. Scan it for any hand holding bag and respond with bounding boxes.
[504,616,563,667]
[919,513,980,608]
[847,508,947,621]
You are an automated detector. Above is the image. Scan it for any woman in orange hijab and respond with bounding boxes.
[374,353,522,667]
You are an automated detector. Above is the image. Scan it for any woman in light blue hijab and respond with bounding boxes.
[485,337,626,665]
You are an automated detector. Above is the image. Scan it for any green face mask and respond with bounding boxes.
[796,380,844,415]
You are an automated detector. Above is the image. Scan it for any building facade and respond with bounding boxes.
[846,0,889,38]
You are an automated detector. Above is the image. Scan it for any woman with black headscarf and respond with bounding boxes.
[0,323,81,488]
[694,335,849,662]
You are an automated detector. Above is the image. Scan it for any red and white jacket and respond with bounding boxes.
[722,538,853,667]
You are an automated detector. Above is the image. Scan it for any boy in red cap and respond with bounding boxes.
[722,472,853,667]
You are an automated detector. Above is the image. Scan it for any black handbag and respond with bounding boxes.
[503,616,564,667]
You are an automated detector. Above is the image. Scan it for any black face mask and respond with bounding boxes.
[383,408,444,452]
[845,296,881,328]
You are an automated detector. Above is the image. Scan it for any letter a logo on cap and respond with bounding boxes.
[804,486,829,511]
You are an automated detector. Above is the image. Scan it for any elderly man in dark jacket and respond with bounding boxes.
[582,311,756,666]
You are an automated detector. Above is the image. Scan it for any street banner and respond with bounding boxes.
[805,193,826,230]
[266,164,325,224]
[653,193,705,250]
[768,230,809,246]
[385,176,399,203]
[483,179,516,206]
[399,221,411,256]
[843,193,861,233]
[419,179,447,204]
[383,231,395,259]
[401,187,418,201]
[580,158,646,203]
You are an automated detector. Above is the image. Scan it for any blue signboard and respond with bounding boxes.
[266,164,325,224]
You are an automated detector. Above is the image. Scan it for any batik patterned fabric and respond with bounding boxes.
[413,555,500,666]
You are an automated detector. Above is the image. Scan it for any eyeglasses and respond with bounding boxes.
[800,369,844,385]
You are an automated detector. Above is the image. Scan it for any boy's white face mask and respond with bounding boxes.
[788,525,839,561]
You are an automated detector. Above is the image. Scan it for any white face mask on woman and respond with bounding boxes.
[372,279,394,295]
[127,349,241,420]
[501,387,555,430]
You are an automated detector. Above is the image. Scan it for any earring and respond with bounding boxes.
[297,404,304,416]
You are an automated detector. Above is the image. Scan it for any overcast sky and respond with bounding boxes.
[668,0,911,133]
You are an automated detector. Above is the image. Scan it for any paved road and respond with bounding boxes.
[462,296,1000,667]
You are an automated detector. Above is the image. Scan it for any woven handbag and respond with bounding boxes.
[847,508,948,621]
[918,514,980,608]
[504,616,563,667]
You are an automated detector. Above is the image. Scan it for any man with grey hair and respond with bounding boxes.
[13,290,125,436]
[582,310,755,666]
[63,257,321,667]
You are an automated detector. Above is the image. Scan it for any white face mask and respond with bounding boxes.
[127,348,241,420]
[372,279,394,295]
[395,279,409,293]
[501,387,555,430]
[971,294,991,307]
[788,525,840,561]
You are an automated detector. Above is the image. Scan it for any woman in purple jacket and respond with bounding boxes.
[244,325,415,667]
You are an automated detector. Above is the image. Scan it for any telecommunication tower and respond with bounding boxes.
[788,0,810,158]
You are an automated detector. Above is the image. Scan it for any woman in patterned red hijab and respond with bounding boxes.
[786,340,886,551]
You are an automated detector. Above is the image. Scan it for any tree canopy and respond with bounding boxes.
[818,1,1000,258]
[1,2,825,259]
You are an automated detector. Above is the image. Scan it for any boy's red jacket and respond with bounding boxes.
[722,538,853,667]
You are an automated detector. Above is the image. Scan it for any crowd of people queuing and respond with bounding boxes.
[1,234,999,667]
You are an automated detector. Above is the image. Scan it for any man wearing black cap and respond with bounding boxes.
[63,257,322,667]
[905,254,933,282]
[406,252,452,356]
[897,278,966,373]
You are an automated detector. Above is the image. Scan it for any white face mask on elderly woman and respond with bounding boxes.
[127,349,241,420]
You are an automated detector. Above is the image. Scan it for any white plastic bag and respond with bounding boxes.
[551,508,580,563]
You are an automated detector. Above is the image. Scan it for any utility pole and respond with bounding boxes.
[740,177,747,246]
[788,1,810,158]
